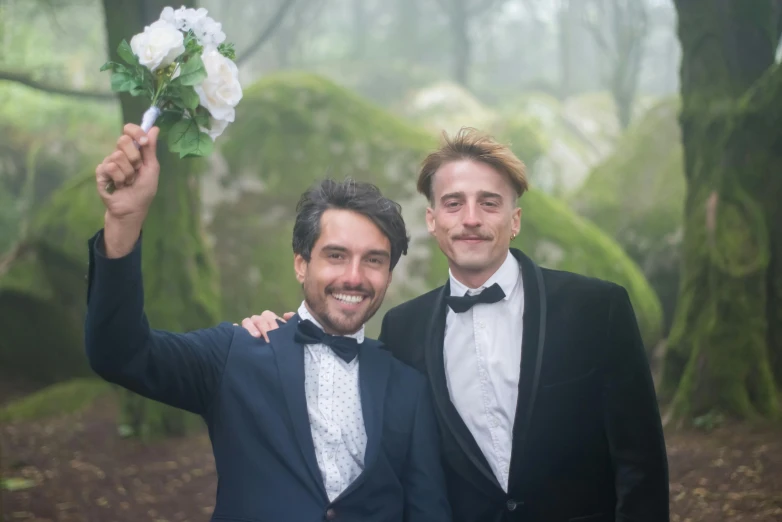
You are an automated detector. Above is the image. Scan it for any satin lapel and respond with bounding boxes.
[336,339,390,500]
[268,318,328,502]
[425,282,502,494]
[507,249,547,492]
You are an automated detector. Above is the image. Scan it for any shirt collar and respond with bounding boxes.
[448,250,519,300]
[297,301,365,343]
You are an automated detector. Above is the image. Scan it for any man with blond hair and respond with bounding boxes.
[243,127,669,522]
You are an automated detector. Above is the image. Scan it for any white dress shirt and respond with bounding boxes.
[444,251,524,492]
[298,302,367,501]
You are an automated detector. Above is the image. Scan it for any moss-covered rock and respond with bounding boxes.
[0,378,110,422]
[399,81,499,136]
[571,98,684,331]
[0,174,104,385]
[213,72,662,346]
[0,91,115,386]
[500,91,621,194]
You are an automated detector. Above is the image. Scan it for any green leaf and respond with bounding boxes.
[117,39,139,66]
[110,71,140,93]
[194,107,211,128]
[183,30,203,54]
[156,109,183,133]
[182,131,214,158]
[168,119,213,158]
[175,84,200,110]
[218,42,236,61]
[1,478,36,491]
[100,61,128,73]
[177,55,207,86]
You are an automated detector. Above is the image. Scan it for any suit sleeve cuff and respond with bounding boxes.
[86,229,142,302]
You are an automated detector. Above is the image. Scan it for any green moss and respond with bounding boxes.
[661,55,781,422]
[0,378,109,422]
[222,71,433,203]
[427,188,664,348]
[573,98,685,331]
[573,98,684,244]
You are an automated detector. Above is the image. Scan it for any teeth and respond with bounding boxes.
[333,293,364,304]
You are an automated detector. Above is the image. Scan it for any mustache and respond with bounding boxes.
[327,284,374,298]
[452,233,493,240]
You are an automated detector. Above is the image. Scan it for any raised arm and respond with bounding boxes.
[86,123,233,416]
[603,285,669,522]
[85,230,233,415]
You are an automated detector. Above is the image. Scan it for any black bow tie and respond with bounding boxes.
[294,319,360,363]
[445,282,506,313]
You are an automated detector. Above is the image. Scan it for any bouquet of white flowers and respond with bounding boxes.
[101,6,242,161]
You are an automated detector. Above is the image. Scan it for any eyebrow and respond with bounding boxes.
[440,190,504,201]
[321,245,391,258]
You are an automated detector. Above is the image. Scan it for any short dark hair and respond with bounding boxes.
[292,178,410,270]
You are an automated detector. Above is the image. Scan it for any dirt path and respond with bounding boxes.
[2,399,782,521]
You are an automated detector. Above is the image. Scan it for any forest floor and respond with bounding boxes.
[2,392,782,521]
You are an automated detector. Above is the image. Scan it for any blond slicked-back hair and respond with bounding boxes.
[417,127,528,203]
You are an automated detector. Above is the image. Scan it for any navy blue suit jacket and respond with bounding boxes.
[84,231,451,522]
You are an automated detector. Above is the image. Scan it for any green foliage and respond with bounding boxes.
[0,378,110,422]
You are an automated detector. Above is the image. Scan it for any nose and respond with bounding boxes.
[341,259,364,287]
[462,200,482,228]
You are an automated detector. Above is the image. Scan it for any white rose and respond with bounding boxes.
[194,48,243,122]
[200,116,231,141]
[194,18,226,46]
[130,20,184,71]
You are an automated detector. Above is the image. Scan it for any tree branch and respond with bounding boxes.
[235,0,298,66]
[0,70,115,101]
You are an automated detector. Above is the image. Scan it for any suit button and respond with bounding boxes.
[506,499,518,511]
[325,508,336,520]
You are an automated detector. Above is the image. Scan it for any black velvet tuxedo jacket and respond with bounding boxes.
[379,248,669,522]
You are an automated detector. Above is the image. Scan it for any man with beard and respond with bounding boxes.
[242,128,669,522]
[84,124,452,522]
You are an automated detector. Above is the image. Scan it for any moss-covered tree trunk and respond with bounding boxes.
[101,0,221,439]
[662,0,782,424]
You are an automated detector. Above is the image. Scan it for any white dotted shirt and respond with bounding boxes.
[298,302,367,501]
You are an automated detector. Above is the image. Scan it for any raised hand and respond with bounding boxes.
[95,124,161,258]
[96,124,160,223]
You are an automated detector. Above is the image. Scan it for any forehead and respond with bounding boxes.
[431,160,515,199]
[314,209,391,253]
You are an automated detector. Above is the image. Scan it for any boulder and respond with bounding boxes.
[571,98,684,331]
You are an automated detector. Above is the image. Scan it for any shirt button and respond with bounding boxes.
[477,321,485,328]
[325,508,337,520]
[506,499,518,511]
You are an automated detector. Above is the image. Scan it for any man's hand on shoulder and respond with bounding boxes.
[236,310,295,342]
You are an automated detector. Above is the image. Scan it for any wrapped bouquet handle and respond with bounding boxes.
[101,6,242,195]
